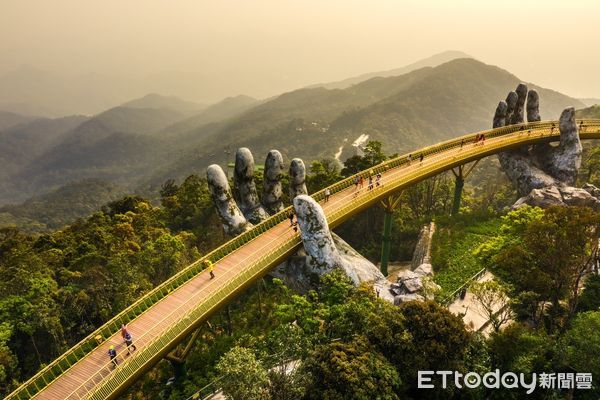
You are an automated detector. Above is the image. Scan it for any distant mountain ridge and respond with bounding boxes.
[0,110,39,131]
[0,179,125,232]
[308,50,472,90]
[145,58,584,189]
[0,115,90,186]
[0,95,260,205]
[121,93,206,116]
[0,56,587,211]
[579,98,600,107]
[162,95,260,136]
[576,104,600,119]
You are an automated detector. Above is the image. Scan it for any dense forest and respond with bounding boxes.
[1,141,599,399]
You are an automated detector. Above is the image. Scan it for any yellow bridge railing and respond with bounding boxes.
[7,119,600,400]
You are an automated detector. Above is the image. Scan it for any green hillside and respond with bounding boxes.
[146,58,583,187]
[0,110,37,131]
[0,115,90,203]
[2,107,189,203]
[162,95,260,136]
[577,104,600,119]
[88,106,186,135]
[0,58,585,206]
[121,93,205,116]
[0,179,126,232]
[309,50,471,90]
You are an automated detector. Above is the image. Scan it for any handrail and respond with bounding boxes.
[7,119,600,400]
[440,268,488,306]
[66,229,300,399]
[86,236,301,399]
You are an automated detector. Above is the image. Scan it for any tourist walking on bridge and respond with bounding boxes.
[324,187,331,202]
[124,331,137,355]
[121,324,129,339]
[204,259,215,279]
[419,153,424,163]
[108,345,118,368]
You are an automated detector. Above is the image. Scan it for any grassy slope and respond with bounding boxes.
[431,216,502,299]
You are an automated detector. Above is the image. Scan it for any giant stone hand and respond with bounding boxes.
[292,195,394,302]
[207,148,394,302]
[207,148,304,235]
[493,84,599,209]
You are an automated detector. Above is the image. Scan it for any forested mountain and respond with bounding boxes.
[1,107,187,204]
[146,58,583,187]
[121,93,205,116]
[162,95,260,136]
[0,58,585,209]
[579,98,600,107]
[577,104,600,119]
[0,115,88,172]
[0,111,38,131]
[0,115,90,202]
[309,50,472,90]
[0,179,125,232]
[77,106,187,136]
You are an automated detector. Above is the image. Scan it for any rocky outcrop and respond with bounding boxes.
[513,185,600,211]
[293,195,394,302]
[393,223,440,304]
[493,84,599,209]
[392,268,440,305]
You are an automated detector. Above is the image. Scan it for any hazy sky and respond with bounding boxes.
[1,0,599,102]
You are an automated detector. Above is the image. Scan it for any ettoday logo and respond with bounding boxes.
[418,370,593,394]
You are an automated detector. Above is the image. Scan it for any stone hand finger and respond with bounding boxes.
[233,147,269,224]
[289,158,308,199]
[262,150,285,214]
[549,107,582,185]
[207,164,251,236]
[526,89,540,122]
[493,101,507,128]
[510,83,527,125]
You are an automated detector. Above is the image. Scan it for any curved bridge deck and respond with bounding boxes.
[8,120,600,400]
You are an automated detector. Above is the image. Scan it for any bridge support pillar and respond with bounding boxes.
[170,359,187,381]
[452,173,464,216]
[450,160,479,216]
[164,324,210,385]
[379,194,402,277]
